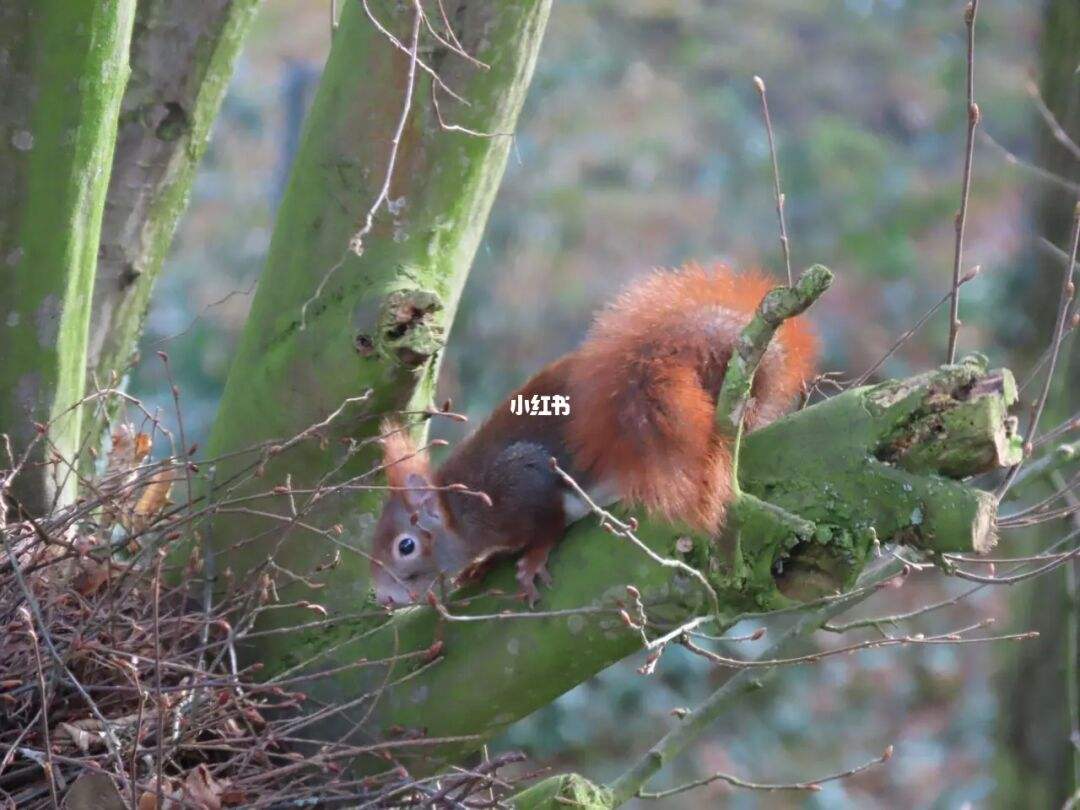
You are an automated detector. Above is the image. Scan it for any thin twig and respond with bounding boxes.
[19,608,58,809]
[999,202,1080,500]
[682,620,1035,669]
[853,266,981,386]
[978,129,1080,195]
[550,460,721,619]
[946,0,980,364]
[606,560,905,805]
[1026,79,1080,162]
[637,746,893,799]
[753,76,792,285]
[153,550,165,809]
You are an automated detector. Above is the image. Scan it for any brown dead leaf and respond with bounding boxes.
[101,425,162,530]
[130,468,174,531]
[136,791,177,810]
[71,558,110,596]
[241,706,266,728]
[220,789,247,807]
[183,764,225,810]
[107,425,137,471]
[138,778,183,810]
[134,432,152,462]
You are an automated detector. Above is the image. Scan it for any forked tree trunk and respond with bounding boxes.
[87,0,263,419]
[0,0,136,514]
[201,0,553,651]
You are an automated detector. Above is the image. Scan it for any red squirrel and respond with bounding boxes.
[370,263,817,606]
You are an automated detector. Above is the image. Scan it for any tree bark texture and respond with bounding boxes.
[87,0,263,406]
[995,0,1080,803]
[200,0,553,642]
[0,0,136,513]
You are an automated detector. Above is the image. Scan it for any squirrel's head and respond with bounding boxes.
[370,421,460,606]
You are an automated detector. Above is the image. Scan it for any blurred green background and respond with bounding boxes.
[129,1,1078,806]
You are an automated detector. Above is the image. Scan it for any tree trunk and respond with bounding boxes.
[200,0,553,643]
[87,0,263,414]
[995,0,1080,803]
[0,0,136,514]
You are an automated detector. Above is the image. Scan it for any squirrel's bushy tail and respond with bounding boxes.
[566,263,817,531]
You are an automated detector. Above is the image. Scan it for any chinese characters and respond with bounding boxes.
[509,393,571,416]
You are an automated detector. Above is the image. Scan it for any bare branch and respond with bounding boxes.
[753,75,793,286]
[946,0,981,364]
[637,746,893,800]
[999,202,1080,499]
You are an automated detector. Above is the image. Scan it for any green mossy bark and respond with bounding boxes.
[0,0,136,513]
[87,0,264,429]
[200,0,553,662]
[260,356,1017,773]
[512,774,614,809]
[715,264,834,438]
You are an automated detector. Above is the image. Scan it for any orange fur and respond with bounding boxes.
[379,419,432,491]
[565,263,818,531]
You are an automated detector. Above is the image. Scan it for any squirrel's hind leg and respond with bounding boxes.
[516,540,557,607]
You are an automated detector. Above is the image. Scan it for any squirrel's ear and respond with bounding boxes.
[379,419,432,494]
[406,472,446,528]
[405,471,444,523]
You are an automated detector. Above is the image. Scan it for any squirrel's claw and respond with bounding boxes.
[516,555,553,607]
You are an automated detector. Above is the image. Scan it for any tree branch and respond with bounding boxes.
[87,0,264,440]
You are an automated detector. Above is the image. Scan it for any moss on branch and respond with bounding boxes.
[715,264,834,438]
[263,355,1018,773]
[0,0,136,511]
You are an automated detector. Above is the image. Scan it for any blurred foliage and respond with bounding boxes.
[127,0,1072,806]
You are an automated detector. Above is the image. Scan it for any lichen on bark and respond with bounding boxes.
[0,0,136,512]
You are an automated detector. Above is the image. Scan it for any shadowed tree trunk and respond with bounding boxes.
[86,0,264,431]
[995,0,1080,804]
[0,0,136,514]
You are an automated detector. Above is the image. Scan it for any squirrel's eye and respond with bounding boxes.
[396,536,417,558]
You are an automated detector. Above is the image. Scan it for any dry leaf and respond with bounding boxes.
[138,779,181,810]
[107,424,137,473]
[134,432,153,462]
[220,789,247,807]
[183,764,225,810]
[101,425,163,531]
[130,468,174,531]
[71,558,110,596]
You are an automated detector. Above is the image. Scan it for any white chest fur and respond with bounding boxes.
[561,480,620,524]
